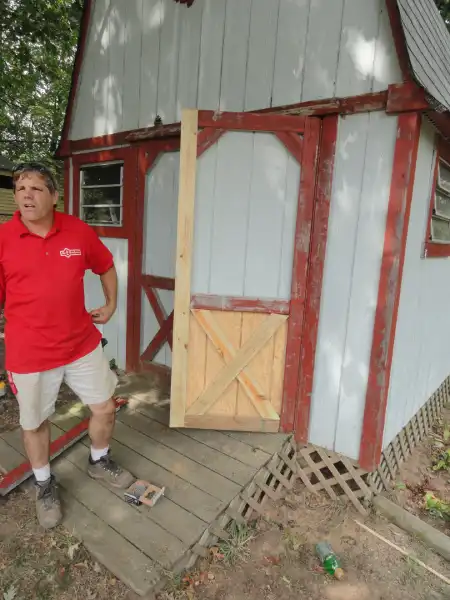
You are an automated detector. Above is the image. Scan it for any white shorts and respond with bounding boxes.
[9,343,118,431]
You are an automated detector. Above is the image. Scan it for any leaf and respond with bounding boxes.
[67,542,80,560]
[444,428,450,441]
[3,585,17,600]
[395,482,406,490]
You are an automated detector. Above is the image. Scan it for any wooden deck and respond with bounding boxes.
[0,373,289,597]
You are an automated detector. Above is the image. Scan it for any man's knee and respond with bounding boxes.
[89,397,115,418]
[22,419,49,435]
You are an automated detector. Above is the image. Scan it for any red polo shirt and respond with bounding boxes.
[0,211,114,374]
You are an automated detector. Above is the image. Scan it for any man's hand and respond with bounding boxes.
[90,302,116,325]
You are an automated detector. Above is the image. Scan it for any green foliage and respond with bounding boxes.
[436,0,450,27]
[0,0,82,168]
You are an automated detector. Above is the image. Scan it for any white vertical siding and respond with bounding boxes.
[84,238,128,370]
[69,0,401,140]
[384,119,450,447]
[191,132,300,299]
[140,152,179,367]
[308,112,398,460]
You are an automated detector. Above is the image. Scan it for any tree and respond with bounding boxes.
[0,0,82,170]
[436,0,450,27]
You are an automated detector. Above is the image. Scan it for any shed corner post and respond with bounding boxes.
[359,111,422,472]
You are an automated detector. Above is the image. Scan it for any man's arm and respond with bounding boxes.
[90,265,118,325]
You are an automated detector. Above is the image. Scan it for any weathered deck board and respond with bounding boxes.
[133,404,272,468]
[53,456,187,569]
[68,441,207,546]
[113,419,242,501]
[225,431,288,455]
[0,373,289,597]
[60,489,161,597]
[0,437,23,472]
[119,409,257,485]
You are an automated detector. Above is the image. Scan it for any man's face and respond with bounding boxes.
[14,172,58,222]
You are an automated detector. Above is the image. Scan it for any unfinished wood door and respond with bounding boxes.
[170,110,321,432]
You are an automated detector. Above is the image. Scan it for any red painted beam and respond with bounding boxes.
[142,274,176,291]
[281,118,321,433]
[359,113,421,471]
[190,294,290,315]
[386,83,429,114]
[292,115,339,441]
[197,110,307,133]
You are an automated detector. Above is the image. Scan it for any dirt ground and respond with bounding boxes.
[391,408,450,536]
[155,483,450,600]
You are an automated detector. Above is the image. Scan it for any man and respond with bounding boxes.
[0,162,133,529]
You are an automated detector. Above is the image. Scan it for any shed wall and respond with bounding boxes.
[308,111,398,460]
[69,0,401,140]
[140,151,179,367]
[84,237,128,369]
[192,132,300,300]
[383,119,450,447]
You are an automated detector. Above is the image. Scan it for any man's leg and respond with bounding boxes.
[12,369,63,529]
[64,343,133,488]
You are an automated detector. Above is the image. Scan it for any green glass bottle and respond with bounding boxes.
[315,542,344,580]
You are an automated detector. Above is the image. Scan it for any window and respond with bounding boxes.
[429,159,450,243]
[424,138,450,258]
[79,162,123,227]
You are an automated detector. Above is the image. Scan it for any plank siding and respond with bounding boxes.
[383,119,450,447]
[141,152,179,367]
[309,112,398,460]
[69,0,401,140]
[84,237,128,369]
[191,132,300,300]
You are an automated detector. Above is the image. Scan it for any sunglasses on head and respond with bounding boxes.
[13,162,57,187]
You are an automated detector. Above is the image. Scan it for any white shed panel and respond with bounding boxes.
[384,119,450,447]
[308,111,398,460]
[69,0,401,140]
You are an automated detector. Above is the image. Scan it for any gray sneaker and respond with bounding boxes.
[35,475,62,529]
[87,450,134,489]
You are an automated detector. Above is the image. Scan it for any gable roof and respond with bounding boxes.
[397,0,450,111]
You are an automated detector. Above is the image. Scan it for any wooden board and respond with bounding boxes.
[59,489,161,597]
[132,404,272,469]
[118,409,257,486]
[113,419,241,501]
[52,456,187,569]
[184,310,287,431]
[65,442,206,547]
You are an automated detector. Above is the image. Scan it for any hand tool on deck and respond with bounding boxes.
[124,479,165,507]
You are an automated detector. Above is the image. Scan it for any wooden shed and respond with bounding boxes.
[55,0,450,481]
[0,155,16,222]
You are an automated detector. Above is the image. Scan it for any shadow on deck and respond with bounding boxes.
[0,372,295,597]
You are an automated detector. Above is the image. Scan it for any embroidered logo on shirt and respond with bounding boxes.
[60,248,82,258]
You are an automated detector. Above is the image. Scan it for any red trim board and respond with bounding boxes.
[0,398,128,496]
[280,118,321,433]
[190,294,290,315]
[385,0,412,83]
[359,113,421,471]
[290,115,339,439]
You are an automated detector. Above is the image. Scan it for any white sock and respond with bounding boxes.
[91,446,109,462]
[33,464,51,483]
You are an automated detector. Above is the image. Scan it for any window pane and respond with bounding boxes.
[82,205,122,226]
[81,164,122,187]
[431,216,450,242]
[82,186,121,207]
[439,161,450,194]
[435,190,450,218]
